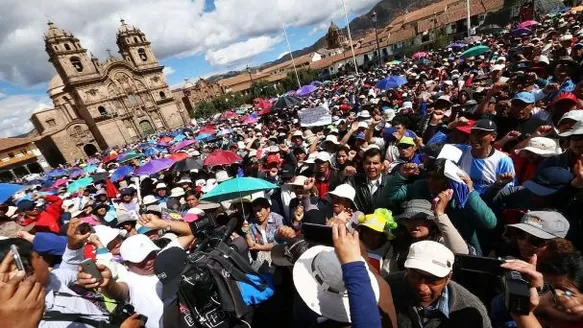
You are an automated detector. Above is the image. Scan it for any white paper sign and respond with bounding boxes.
[298,107,332,127]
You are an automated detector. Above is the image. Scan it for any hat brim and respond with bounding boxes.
[404,258,451,278]
[522,180,559,196]
[507,223,556,239]
[293,246,379,323]
[271,244,294,267]
[559,127,583,137]
[514,147,558,157]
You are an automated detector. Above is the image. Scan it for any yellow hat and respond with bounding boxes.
[358,209,397,238]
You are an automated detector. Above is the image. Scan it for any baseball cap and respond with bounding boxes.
[155,183,167,190]
[552,92,578,105]
[154,246,187,300]
[523,167,573,196]
[454,120,476,135]
[404,240,454,278]
[514,137,560,157]
[93,225,122,248]
[398,136,416,147]
[471,119,497,132]
[508,211,570,239]
[315,151,331,163]
[353,132,366,140]
[142,195,158,205]
[358,209,395,234]
[491,64,505,72]
[120,234,160,263]
[558,110,583,125]
[512,92,535,104]
[436,95,453,104]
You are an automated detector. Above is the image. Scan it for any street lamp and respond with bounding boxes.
[370,10,381,67]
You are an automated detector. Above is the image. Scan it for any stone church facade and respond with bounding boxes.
[31,20,188,166]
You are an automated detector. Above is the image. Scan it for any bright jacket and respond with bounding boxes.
[22,195,63,233]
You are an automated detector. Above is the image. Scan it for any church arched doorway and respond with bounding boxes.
[83,144,99,157]
[139,120,155,136]
[27,163,43,174]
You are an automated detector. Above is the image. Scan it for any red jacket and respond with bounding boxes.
[22,195,63,233]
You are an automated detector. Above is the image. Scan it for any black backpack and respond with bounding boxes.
[177,241,269,328]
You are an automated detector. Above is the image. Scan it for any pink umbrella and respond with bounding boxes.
[52,178,69,188]
[412,52,428,59]
[518,20,538,29]
[174,139,196,151]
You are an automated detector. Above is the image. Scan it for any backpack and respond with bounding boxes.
[177,241,272,328]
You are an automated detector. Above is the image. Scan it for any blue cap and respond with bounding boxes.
[512,92,535,104]
[354,132,366,140]
[137,226,153,234]
[523,167,573,196]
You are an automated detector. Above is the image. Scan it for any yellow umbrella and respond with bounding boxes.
[571,6,583,13]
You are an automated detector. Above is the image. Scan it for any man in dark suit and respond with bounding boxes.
[338,147,392,214]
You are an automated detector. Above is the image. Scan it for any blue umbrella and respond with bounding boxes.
[296,84,318,96]
[196,133,212,141]
[46,168,67,178]
[144,147,165,157]
[173,134,186,142]
[111,165,135,182]
[200,177,278,202]
[68,168,84,179]
[511,28,531,37]
[0,183,24,203]
[376,76,407,90]
[83,165,98,174]
[447,42,465,49]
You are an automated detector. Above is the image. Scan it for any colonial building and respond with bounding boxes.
[172,78,224,113]
[325,22,347,50]
[0,137,50,182]
[32,20,188,166]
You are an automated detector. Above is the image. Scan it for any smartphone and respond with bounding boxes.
[453,254,505,276]
[80,259,103,281]
[302,223,333,247]
[10,245,26,273]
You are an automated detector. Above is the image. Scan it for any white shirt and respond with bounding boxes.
[367,177,382,195]
[125,271,164,328]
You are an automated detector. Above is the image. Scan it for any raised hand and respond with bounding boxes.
[77,263,112,289]
[332,223,361,265]
[400,163,420,177]
[67,219,92,250]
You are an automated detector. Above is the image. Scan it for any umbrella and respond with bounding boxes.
[136,158,175,176]
[460,45,490,58]
[447,42,465,49]
[51,178,69,188]
[167,153,188,162]
[118,152,142,163]
[83,165,98,174]
[310,81,322,86]
[518,20,538,29]
[143,147,166,157]
[159,136,173,143]
[173,134,186,143]
[46,168,67,178]
[510,28,531,37]
[68,168,84,179]
[66,177,94,193]
[216,129,233,137]
[87,158,100,165]
[174,139,196,151]
[111,165,135,182]
[91,172,110,183]
[203,150,242,167]
[296,84,318,96]
[200,177,278,202]
[411,52,427,59]
[0,183,24,203]
[387,60,402,65]
[572,6,583,13]
[376,76,407,90]
[102,154,118,163]
[196,133,212,141]
[477,24,503,35]
[273,95,302,110]
[244,114,259,124]
[170,157,203,173]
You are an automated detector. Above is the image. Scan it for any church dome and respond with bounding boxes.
[48,75,65,97]
[328,22,340,32]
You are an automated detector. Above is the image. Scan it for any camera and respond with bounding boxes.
[189,216,220,237]
[110,304,148,326]
[502,270,531,315]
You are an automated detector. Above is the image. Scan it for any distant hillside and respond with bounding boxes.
[208,0,429,82]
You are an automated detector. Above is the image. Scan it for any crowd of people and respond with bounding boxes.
[1,8,583,328]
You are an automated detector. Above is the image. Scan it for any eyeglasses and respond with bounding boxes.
[407,269,447,286]
[514,230,547,247]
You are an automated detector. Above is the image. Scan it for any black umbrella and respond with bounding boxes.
[273,95,302,110]
[477,24,503,35]
[170,158,203,173]
[91,172,110,182]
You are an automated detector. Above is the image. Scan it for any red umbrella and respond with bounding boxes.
[168,153,189,161]
[199,126,216,135]
[203,150,242,167]
[159,136,173,143]
[103,154,118,163]
[223,111,237,119]
[105,178,119,198]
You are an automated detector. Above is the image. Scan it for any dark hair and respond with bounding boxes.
[422,143,444,158]
[251,197,271,210]
[0,239,34,273]
[539,252,583,293]
[362,148,382,162]
[184,190,199,199]
[425,158,446,177]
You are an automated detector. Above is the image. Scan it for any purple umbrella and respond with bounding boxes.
[174,139,196,151]
[136,158,176,176]
[296,84,318,96]
[68,168,84,179]
[511,28,531,37]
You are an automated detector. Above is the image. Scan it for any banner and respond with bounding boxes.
[298,106,332,127]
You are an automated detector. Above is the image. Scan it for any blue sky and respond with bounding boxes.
[0,0,379,136]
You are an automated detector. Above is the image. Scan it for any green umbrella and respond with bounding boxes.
[118,152,142,163]
[200,177,278,202]
[66,177,94,193]
[461,45,490,59]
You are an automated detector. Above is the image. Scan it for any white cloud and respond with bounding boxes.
[278,51,289,59]
[205,35,283,66]
[0,0,379,86]
[309,22,330,36]
[163,66,176,76]
[0,94,51,137]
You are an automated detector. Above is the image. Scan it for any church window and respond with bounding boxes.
[64,44,71,51]
[133,37,138,43]
[46,119,56,127]
[128,94,136,104]
[159,91,166,99]
[138,48,147,61]
[98,106,107,115]
[74,126,83,134]
[54,46,59,51]
[70,57,84,72]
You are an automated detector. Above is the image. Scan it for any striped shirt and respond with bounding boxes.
[457,145,515,195]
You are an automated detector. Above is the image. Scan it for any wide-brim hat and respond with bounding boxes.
[293,245,379,323]
[548,56,579,73]
[271,237,310,267]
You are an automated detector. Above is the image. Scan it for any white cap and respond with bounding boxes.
[559,110,583,125]
[203,179,218,193]
[357,110,371,118]
[215,170,231,183]
[195,179,206,186]
[170,187,185,198]
[155,182,167,189]
[93,225,122,248]
[120,234,160,263]
[292,130,304,137]
[285,175,308,187]
[323,135,340,145]
[304,152,318,164]
[248,149,257,158]
[315,151,331,163]
[357,121,368,129]
[514,137,560,157]
[404,240,454,278]
[268,145,280,153]
[142,195,158,205]
[491,64,505,72]
[327,184,356,209]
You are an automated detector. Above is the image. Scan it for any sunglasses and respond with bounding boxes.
[397,144,414,150]
[407,269,446,286]
[515,230,547,247]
